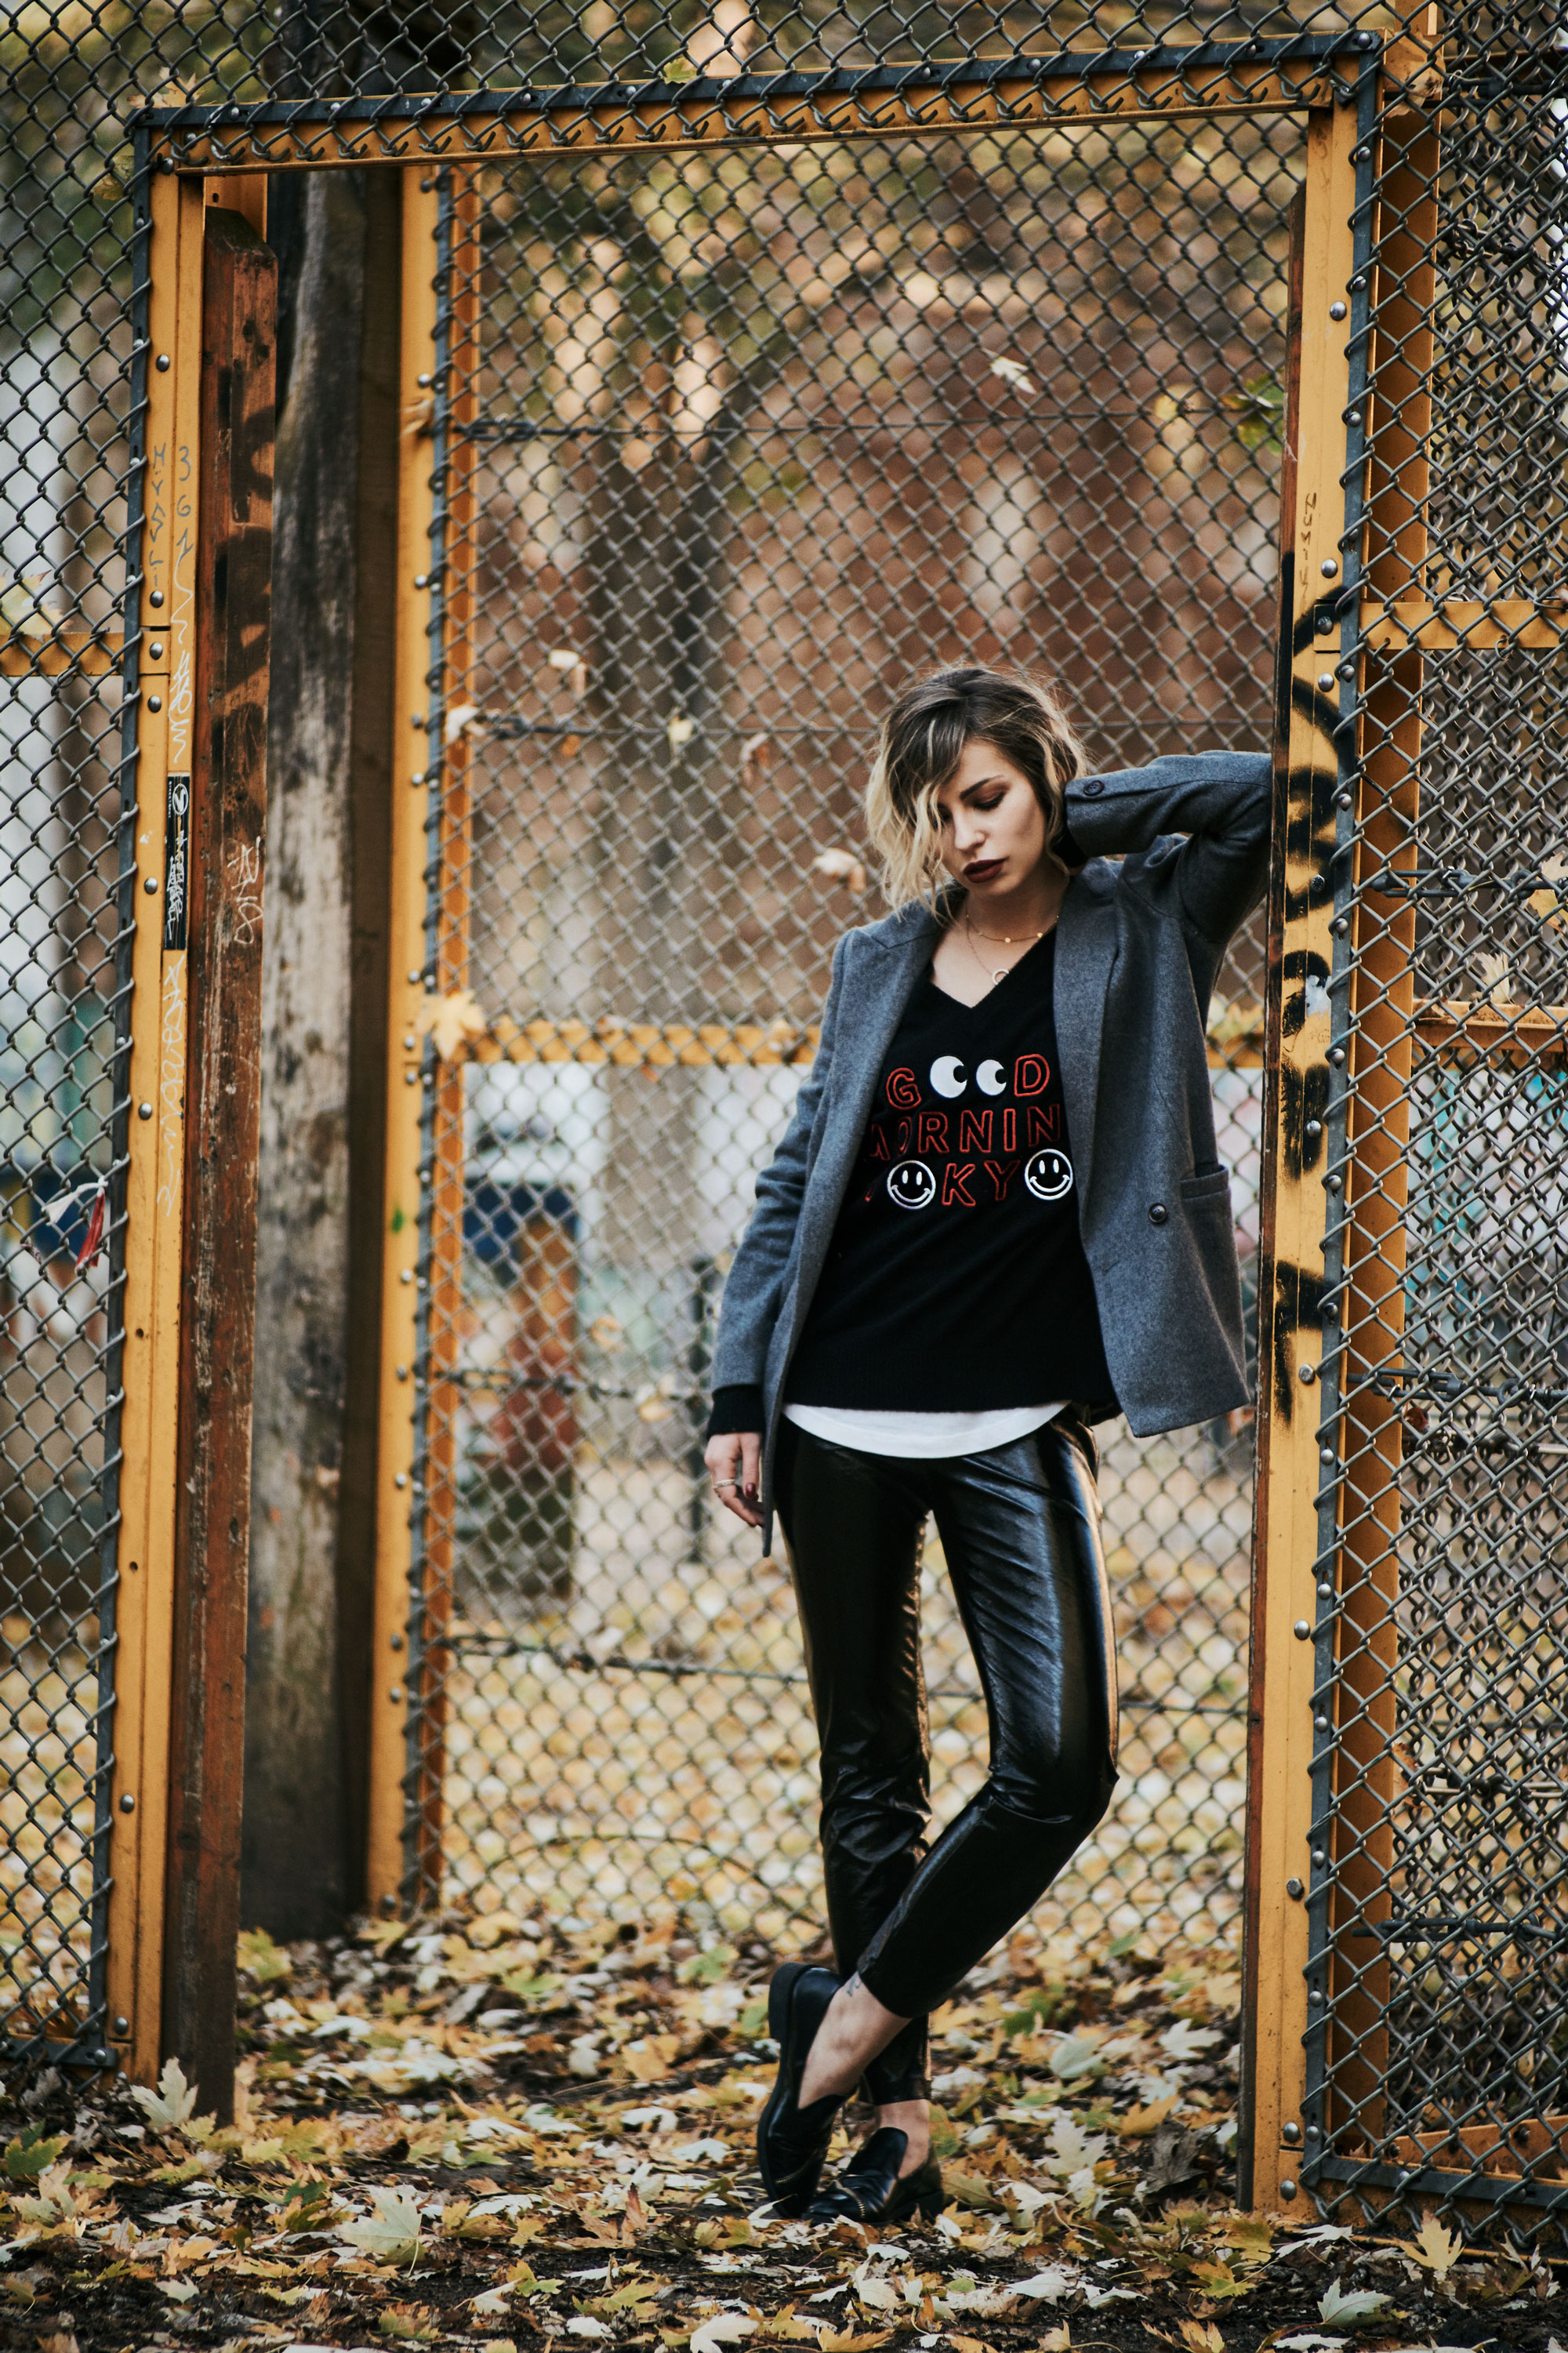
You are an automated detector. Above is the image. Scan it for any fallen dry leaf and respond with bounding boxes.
[339,2185,424,2266]
[130,2057,198,2133]
[1178,2323,1225,2353]
[1400,2210,1463,2288]
[1117,2093,1179,2137]
[417,986,489,1061]
[0,1905,1555,2353]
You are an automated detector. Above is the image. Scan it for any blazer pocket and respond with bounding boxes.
[1179,1167,1232,1205]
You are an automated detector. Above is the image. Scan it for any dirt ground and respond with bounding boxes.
[2,1912,1564,2353]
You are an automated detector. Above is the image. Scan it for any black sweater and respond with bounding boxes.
[710,931,1114,1433]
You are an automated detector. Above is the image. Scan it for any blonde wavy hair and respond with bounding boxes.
[863,666,1086,911]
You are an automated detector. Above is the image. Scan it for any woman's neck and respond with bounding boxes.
[960,855,1069,939]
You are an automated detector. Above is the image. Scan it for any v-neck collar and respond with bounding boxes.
[926,922,1056,1012]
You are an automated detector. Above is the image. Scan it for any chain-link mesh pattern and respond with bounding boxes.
[1300,43,1568,2239]
[0,574,123,2042]
[403,120,1290,1955]
[1,17,135,2057]
[2,0,1563,2237]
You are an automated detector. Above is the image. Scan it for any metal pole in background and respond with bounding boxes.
[105,162,207,2091]
[366,168,440,1920]
[1240,85,1362,2213]
[688,1254,717,1569]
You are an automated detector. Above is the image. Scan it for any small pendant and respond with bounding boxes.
[992,967,1007,985]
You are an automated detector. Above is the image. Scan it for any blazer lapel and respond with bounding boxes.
[790,907,937,1322]
[823,908,937,1124]
[1054,861,1117,1211]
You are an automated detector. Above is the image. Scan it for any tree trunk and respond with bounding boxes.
[241,172,365,1936]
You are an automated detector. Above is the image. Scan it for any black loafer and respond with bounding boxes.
[757,1961,844,2214]
[807,2126,946,2223]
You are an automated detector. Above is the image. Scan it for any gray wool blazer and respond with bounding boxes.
[712,750,1274,1534]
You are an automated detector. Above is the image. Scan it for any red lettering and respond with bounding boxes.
[1027,1103,1062,1147]
[867,1122,890,1161]
[957,1107,993,1155]
[942,1162,977,1207]
[895,1116,913,1157]
[886,1066,922,1109]
[1014,1052,1050,1097]
[982,1158,1016,1200]
[1002,1106,1016,1153]
[918,1110,949,1156]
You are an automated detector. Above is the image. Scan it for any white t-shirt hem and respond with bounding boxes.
[782,1401,1065,1460]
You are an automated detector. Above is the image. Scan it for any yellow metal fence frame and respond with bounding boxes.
[103,43,1556,2191]
[354,77,1367,2178]
[107,169,268,2083]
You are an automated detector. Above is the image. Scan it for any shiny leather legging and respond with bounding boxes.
[774,1416,1119,2104]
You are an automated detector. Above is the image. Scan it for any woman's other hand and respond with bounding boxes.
[704,1431,764,1527]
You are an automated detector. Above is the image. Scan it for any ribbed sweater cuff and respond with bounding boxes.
[706,1384,764,1439]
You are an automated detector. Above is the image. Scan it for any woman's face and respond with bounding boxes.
[932,738,1049,902]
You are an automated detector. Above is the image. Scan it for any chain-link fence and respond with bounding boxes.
[1301,70,1568,2230]
[2,0,1566,2242]
[405,120,1291,1959]
[2,48,131,2053]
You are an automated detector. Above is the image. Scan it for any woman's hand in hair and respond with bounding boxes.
[704,1431,764,1528]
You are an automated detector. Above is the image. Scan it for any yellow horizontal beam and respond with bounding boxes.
[1,626,124,677]
[421,1008,1273,1073]
[161,50,1349,175]
[1413,997,1568,1060]
[1364,597,1567,653]
[426,998,1567,1075]
[463,1015,822,1069]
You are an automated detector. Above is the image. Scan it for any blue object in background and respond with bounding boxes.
[464,1175,577,1273]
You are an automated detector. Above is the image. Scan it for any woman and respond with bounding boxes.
[704,666,1270,2224]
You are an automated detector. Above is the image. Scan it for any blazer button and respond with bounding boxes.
[1082,778,1105,797]
[1149,1201,1168,1225]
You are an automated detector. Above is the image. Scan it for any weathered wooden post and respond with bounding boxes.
[161,199,276,2117]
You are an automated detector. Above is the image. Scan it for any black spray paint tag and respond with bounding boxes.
[163,772,191,951]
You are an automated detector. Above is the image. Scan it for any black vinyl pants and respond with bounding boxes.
[774,1415,1119,2104]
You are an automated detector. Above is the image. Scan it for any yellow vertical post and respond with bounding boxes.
[202,174,268,239]
[1243,96,1359,2211]
[414,171,482,1901]
[1328,104,1438,2148]
[367,170,442,1915]
[107,170,205,2083]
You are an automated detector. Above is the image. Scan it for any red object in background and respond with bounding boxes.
[74,1182,107,1270]
[484,1211,579,1477]
[485,1374,579,1480]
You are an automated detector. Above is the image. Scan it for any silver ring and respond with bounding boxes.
[713,1479,739,1492]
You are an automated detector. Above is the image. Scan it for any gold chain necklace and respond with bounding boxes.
[967,919,1047,945]
[963,914,1044,989]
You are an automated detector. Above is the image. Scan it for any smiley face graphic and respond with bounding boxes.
[887,1159,937,1211]
[1024,1148,1073,1202]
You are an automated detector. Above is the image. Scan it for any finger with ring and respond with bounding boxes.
[713,1478,738,1492]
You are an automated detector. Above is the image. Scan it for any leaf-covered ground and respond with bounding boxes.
[2,1913,1563,2353]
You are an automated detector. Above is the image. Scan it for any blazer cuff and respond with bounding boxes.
[707,1383,764,1439]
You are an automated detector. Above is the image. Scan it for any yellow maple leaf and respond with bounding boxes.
[1400,2210,1461,2286]
[1117,2095,1179,2137]
[416,988,488,1062]
[1178,2322,1225,2353]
